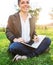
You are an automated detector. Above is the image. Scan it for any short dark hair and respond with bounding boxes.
[18,0,21,5]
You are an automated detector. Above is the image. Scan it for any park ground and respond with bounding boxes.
[0,27,53,65]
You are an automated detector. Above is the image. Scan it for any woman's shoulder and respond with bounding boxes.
[9,11,19,19]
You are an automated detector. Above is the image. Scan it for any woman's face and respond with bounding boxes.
[19,0,30,13]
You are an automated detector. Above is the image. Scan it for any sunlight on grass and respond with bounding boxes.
[51,55,53,61]
[0,28,53,65]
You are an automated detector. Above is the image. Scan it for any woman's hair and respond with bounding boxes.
[18,0,21,5]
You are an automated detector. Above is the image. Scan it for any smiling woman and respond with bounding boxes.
[5,0,51,61]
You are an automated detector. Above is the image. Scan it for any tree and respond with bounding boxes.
[29,8,41,22]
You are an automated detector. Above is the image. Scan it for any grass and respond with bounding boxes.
[0,28,53,65]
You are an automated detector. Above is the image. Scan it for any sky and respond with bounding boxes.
[0,0,53,27]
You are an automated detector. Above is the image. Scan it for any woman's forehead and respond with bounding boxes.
[20,0,29,2]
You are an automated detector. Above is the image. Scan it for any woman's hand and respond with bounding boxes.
[13,37,25,43]
[33,35,39,42]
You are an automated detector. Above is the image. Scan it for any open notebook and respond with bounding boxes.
[21,35,46,49]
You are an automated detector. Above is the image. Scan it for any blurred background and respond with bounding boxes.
[0,0,53,28]
[0,1,53,65]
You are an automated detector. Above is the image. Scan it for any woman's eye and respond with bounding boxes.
[21,1,25,4]
[26,1,29,4]
[21,1,29,4]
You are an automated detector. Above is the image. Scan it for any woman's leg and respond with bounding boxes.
[8,42,34,57]
[35,37,51,55]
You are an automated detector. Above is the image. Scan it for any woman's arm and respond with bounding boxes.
[5,16,15,42]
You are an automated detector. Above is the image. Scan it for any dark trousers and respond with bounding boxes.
[8,37,51,57]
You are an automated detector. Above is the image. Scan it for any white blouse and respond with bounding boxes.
[19,13,31,42]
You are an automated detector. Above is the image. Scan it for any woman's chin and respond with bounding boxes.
[22,10,28,13]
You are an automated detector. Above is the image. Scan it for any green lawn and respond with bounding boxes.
[0,28,53,65]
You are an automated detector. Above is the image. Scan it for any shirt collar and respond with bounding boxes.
[27,13,32,19]
[19,12,32,19]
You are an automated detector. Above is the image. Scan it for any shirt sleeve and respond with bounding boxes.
[5,15,15,42]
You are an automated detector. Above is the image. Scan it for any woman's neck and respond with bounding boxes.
[20,11,28,16]
[20,11,28,21]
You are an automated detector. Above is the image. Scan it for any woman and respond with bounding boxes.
[6,0,51,61]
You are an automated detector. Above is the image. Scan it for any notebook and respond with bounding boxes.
[21,35,46,49]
